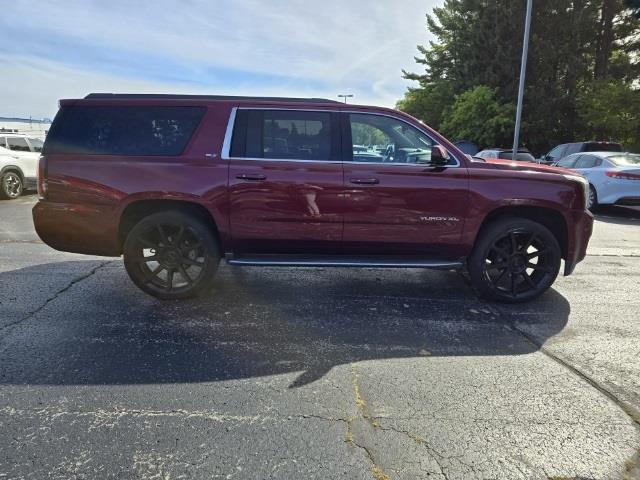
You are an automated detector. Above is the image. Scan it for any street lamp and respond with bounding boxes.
[337,94,354,104]
[512,0,533,161]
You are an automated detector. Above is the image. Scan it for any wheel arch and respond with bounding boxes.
[0,165,25,182]
[118,199,223,253]
[476,206,569,259]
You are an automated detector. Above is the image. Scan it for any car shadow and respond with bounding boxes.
[593,205,640,225]
[0,261,570,387]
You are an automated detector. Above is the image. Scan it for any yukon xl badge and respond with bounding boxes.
[420,216,461,222]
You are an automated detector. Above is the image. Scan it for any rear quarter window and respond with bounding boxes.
[44,106,206,156]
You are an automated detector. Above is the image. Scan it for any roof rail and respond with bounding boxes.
[84,93,341,104]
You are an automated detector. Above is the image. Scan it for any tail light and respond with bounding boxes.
[605,171,640,180]
[37,155,48,200]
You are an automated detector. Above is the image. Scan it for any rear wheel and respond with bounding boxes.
[468,217,561,303]
[123,211,220,299]
[0,172,23,199]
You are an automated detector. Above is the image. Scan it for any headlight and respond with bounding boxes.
[563,174,589,209]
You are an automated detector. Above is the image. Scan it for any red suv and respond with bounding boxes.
[33,94,593,303]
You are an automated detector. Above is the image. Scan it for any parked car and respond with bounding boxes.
[0,133,41,199]
[0,147,37,200]
[475,148,537,162]
[553,152,640,209]
[33,93,593,303]
[539,141,623,165]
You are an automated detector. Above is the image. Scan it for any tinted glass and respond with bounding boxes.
[556,155,579,168]
[28,138,44,152]
[7,137,30,152]
[547,145,565,159]
[497,151,535,161]
[584,142,622,152]
[348,113,437,164]
[564,143,582,155]
[233,110,333,160]
[575,155,600,169]
[44,106,206,156]
[0,137,6,148]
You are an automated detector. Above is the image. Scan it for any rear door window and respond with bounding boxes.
[556,155,579,168]
[7,137,31,152]
[0,137,6,148]
[231,109,336,161]
[575,155,601,169]
[27,138,44,152]
[44,106,206,156]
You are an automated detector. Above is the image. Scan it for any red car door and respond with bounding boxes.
[341,112,469,257]
[227,108,344,254]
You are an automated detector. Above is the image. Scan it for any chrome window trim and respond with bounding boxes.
[220,107,237,160]
[221,106,462,167]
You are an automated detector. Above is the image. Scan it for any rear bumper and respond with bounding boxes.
[563,209,593,276]
[32,201,121,256]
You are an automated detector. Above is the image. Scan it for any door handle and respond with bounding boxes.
[349,178,379,185]
[236,173,267,181]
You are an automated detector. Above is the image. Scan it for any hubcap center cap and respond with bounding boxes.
[161,248,181,267]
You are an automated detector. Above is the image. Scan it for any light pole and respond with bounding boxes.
[338,94,354,104]
[512,0,533,161]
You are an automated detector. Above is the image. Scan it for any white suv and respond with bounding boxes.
[0,134,41,199]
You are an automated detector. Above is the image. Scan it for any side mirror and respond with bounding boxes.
[429,145,450,166]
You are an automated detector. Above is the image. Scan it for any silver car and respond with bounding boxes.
[555,152,640,209]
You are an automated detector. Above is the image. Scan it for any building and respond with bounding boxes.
[0,117,52,139]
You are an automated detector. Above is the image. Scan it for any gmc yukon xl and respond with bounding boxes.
[33,94,593,302]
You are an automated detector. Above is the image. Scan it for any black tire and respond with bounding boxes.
[123,211,220,300]
[587,185,598,211]
[0,171,23,200]
[468,217,561,303]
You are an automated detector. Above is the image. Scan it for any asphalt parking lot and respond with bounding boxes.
[1,195,639,479]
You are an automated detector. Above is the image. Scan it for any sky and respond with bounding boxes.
[0,0,440,120]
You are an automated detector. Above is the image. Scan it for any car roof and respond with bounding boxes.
[84,93,342,104]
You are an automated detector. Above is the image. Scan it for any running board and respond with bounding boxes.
[226,254,463,270]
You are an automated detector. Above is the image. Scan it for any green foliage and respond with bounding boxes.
[577,80,640,151]
[395,83,453,130]
[398,0,640,153]
[351,121,389,147]
[440,86,516,148]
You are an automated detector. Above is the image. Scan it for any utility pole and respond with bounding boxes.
[337,94,354,104]
[512,0,533,161]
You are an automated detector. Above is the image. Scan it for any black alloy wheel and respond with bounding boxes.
[123,211,219,299]
[0,172,23,199]
[468,217,561,303]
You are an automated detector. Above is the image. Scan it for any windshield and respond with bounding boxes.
[607,154,640,166]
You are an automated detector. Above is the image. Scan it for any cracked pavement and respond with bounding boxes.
[0,196,639,479]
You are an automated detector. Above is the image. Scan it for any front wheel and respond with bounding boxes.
[468,217,561,303]
[0,172,23,199]
[123,211,220,299]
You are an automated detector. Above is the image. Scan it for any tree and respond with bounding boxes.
[398,0,640,153]
[577,80,640,150]
[440,86,516,148]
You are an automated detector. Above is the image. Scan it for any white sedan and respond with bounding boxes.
[555,151,640,209]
